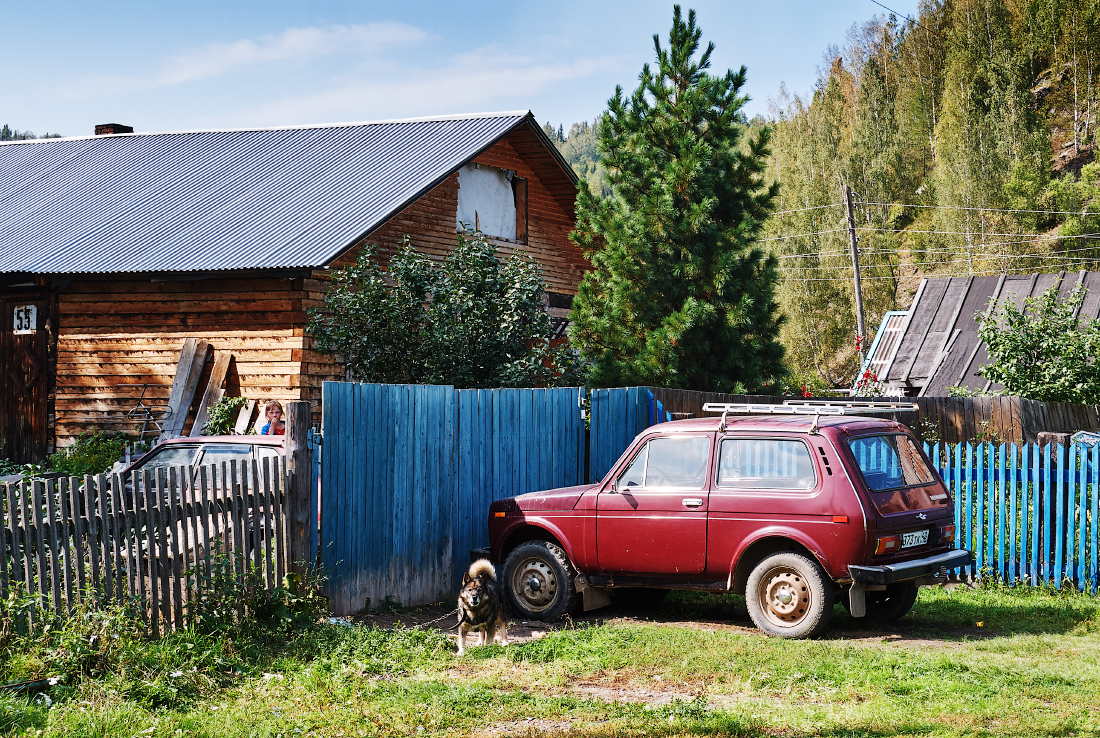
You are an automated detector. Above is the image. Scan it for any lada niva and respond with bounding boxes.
[486,402,971,638]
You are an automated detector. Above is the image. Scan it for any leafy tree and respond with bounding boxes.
[977,285,1100,403]
[568,6,784,393]
[307,230,584,389]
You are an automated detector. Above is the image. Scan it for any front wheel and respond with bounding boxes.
[502,540,579,621]
[745,551,833,639]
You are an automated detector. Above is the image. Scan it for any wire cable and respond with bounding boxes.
[854,200,1100,217]
[771,203,845,215]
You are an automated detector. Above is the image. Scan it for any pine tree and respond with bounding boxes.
[568,6,784,392]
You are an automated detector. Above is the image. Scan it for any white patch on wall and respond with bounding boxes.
[457,163,516,240]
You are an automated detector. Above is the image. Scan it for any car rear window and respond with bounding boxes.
[717,438,816,490]
[848,434,936,492]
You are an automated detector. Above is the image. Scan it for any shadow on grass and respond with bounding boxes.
[580,584,1100,641]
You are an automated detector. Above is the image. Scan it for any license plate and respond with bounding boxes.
[901,529,929,548]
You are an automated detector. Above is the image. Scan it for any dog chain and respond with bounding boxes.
[415,608,458,629]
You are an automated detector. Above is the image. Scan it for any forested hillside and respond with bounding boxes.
[0,124,61,141]
[551,0,1100,389]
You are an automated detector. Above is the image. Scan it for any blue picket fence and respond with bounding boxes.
[320,382,584,613]
[928,442,1100,592]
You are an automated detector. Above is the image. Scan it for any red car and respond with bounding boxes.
[486,403,971,638]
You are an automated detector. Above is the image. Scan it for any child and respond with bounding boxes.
[261,400,286,435]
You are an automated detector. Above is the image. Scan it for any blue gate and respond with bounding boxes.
[320,382,584,613]
[588,387,671,483]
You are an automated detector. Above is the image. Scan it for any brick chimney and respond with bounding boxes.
[94,123,134,136]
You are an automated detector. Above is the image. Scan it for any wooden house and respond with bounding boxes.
[0,112,583,462]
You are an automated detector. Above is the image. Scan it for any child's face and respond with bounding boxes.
[267,406,282,422]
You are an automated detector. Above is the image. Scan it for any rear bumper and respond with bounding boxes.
[849,549,971,585]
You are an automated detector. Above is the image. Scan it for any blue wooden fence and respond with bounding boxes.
[588,387,671,483]
[928,442,1099,592]
[320,382,584,613]
[321,383,456,614]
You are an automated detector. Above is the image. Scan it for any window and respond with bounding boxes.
[616,436,710,490]
[847,435,935,492]
[717,439,816,490]
[456,163,527,242]
[197,444,253,469]
[134,444,199,475]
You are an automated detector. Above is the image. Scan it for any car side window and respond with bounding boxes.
[617,436,710,490]
[718,438,817,490]
[617,444,648,489]
[197,444,253,470]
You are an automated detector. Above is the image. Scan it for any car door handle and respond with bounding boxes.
[682,498,704,507]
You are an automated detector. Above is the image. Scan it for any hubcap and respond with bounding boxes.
[512,557,557,612]
[758,567,810,628]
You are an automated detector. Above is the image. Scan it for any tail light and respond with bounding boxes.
[939,524,956,545]
[874,535,901,555]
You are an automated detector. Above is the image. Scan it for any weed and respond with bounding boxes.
[202,396,250,436]
[48,431,126,478]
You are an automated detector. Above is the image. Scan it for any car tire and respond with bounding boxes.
[502,540,579,622]
[843,582,919,622]
[745,551,833,639]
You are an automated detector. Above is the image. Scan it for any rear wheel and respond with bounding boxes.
[843,582,919,622]
[502,540,578,621]
[745,551,833,639]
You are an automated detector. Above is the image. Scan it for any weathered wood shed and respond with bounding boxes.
[0,111,582,462]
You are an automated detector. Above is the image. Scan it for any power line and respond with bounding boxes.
[854,227,1100,238]
[758,228,848,242]
[854,200,1100,217]
[868,0,914,22]
[771,203,845,215]
[778,239,1100,259]
[780,263,1100,281]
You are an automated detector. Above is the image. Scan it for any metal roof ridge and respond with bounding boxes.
[0,110,533,146]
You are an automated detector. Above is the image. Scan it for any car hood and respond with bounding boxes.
[498,484,593,512]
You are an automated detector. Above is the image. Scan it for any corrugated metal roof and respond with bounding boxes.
[0,111,535,274]
[882,270,1100,396]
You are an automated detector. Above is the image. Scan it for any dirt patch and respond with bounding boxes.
[473,717,594,734]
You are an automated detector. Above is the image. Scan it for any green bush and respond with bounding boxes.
[48,431,126,478]
[201,396,250,435]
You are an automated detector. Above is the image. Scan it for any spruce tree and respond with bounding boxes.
[568,6,784,392]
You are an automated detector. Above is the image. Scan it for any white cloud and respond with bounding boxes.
[60,22,427,98]
[244,46,619,124]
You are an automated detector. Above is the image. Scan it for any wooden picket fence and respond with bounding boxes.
[927,442,1100,591]
[1,458,289,634]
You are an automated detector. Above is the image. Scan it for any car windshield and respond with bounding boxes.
[848,434,936,492]
[133,444,200,475]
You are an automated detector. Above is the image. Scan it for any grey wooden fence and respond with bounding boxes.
[1,458,289,635]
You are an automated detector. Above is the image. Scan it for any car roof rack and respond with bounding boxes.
[701,400,919,433]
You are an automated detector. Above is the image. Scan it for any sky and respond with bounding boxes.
[0,0,922,139]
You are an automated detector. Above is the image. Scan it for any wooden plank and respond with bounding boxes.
[41,480,62,614]
[249,460,262,585]
[166,467,183,629]
[160,339,210,440]
[233,400,257,435]
[143,470,160,636]
[199,466,212,586]
[69,477,88,605]
[230,460,245,621]
[82,475,101,600]
[4,483,19,598]
[262,457,274,589]
[190,352,234,437]
[0,484,10,600]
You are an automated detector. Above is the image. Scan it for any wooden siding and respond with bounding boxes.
[55,277,310,447]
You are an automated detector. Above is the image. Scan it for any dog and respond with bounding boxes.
[457,559,508,655]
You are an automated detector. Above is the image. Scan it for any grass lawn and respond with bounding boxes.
[2,583,1099,737]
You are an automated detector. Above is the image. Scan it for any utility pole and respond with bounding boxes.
[846,185,867,366]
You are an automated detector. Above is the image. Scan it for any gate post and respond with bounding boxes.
[285,401,312,575]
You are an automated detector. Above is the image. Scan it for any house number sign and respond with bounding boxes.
[13,305,37,334]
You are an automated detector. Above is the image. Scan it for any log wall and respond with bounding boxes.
[55,276,311,447]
